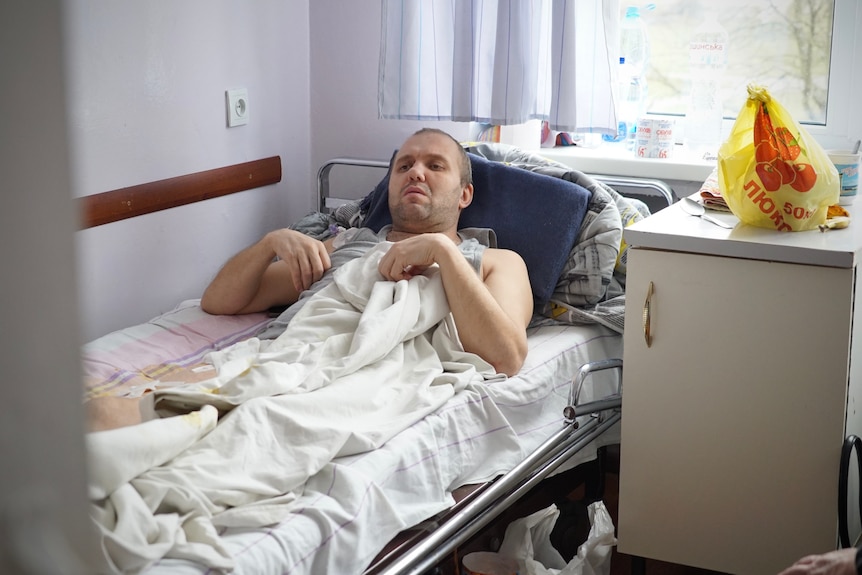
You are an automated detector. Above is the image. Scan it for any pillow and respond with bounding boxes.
[360,153,590,304]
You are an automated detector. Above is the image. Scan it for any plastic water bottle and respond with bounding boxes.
[620,61,647,150]
[685,13,729,159]
[605,6,649,151]
[603,58,647,149]
[603,57,635,146]
[619,6,649,77]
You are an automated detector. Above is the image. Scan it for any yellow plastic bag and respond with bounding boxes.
[718,85,839,231]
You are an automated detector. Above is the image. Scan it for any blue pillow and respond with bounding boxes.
[360,153,590,304]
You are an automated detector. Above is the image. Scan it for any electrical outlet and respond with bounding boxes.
[226,88,249,127]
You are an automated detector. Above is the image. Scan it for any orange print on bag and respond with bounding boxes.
[744,179,792,231]
[753,102,817,193]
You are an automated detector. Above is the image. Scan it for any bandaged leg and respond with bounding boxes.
[87,404,218,499]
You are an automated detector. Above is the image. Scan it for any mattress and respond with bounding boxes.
[82,299,622,574]
[82,300,271,401]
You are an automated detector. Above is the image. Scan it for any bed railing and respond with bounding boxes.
[317,156,675,214]
[366,359,623,575]
[317,157,389,212]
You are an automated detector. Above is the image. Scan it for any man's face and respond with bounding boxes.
[387,132,472,233]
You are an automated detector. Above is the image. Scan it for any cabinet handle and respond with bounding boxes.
[642,281,654,348]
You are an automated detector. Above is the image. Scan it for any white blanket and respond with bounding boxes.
[87,242,499,574]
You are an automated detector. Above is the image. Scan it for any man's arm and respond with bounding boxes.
[201,229,334,315]
[378,234,532,376]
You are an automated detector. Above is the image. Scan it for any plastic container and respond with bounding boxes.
[620,6,649,76]
[620,66,647,150]
[685,13,729,159]
[602,58,628,145]
[827,149,861,205]
[603,57,645,149]
[603,5,650,150]
[619,6,649,150]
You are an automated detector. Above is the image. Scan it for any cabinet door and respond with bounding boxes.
[618,248,853,575]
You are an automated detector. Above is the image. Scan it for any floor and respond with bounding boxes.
[370,445,729,575]
[441,445,729,575]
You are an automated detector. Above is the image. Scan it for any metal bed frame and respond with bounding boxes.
[315,154,673,575]
[367,359,623,575]
[316,157,676,215]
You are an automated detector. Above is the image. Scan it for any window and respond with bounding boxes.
[637,0,858,150]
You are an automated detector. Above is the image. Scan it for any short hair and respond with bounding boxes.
[408,127,473,186]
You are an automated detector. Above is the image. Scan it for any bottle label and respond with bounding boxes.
[690,41,725,53]
[690,41,726,67]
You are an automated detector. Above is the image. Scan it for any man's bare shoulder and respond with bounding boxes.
[483,247,528,273]
[485,246,525,260]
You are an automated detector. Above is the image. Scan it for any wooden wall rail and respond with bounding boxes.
[78,156,282,229]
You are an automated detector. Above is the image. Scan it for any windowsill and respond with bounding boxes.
[527,144,717,183]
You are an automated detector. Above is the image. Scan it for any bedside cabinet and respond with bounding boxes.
[617,199,862,574]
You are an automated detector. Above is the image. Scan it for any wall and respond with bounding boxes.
[68,0,312,340]
[72,1,438,341]
[1,2,101,572]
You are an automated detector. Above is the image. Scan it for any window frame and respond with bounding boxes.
[659,0,862,152]
[808,0,860,150]
[519,0,861,181]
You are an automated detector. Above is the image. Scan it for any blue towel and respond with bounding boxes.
[360,153,590,304]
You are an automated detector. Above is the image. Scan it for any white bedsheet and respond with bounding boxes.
[86,243,623,575]
[132,323,621,575]
[88,242,503,574]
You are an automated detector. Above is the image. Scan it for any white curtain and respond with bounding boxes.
[378,0,619,134]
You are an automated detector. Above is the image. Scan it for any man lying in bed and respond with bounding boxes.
[87,128,532,432]
[201,127,533,377]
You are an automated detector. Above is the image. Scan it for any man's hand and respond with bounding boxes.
[267,229,332,293]
[377,233,446,280]
[378,234,531,377]
[777,549,858,575]
[201,229,333,316]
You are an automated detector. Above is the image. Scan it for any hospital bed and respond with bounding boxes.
[80,144,673,575]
